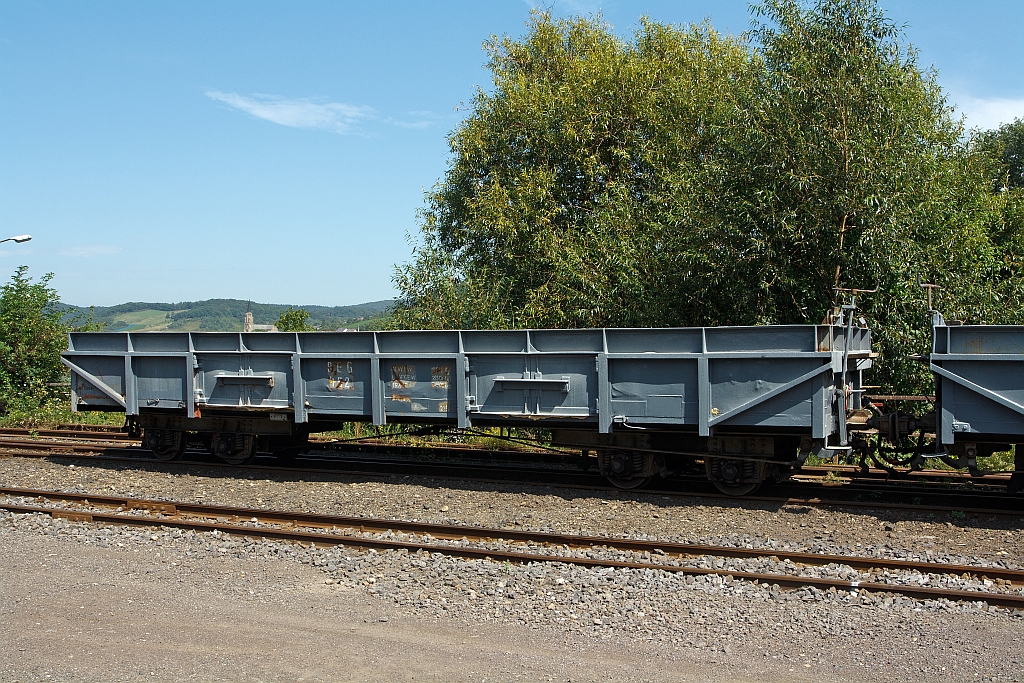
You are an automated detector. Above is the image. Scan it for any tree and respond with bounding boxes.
[393,13,757,330]
[707,0,994,393]
[0,266,71,409]
[275,307,314,331]
[975,118,1024,191]
[972,118,1024,324]
[392,1,1009,393]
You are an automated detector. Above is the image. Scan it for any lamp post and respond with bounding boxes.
[0,235,32,245]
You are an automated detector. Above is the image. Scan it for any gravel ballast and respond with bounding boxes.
[2,455,1023,681]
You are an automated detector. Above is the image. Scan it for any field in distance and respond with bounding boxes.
[61,298,393,332]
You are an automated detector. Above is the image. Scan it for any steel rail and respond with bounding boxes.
[4,430,1015,483]
[798,465,1011,482]
[2,496,1022,609]
[0,428,134,441]
[3,485,1023,585]
[0,439,132,453]
[2,442,1022,517]
[2,423,123,433]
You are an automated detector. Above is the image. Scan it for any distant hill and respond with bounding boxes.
[61,298,394,332]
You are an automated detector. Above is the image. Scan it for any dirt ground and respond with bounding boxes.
[1,528,793,683]
[2,457,1022,682]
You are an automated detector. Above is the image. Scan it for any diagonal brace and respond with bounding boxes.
[708,363,833,427]
[930,364,1024,416]
[61,357,127,408]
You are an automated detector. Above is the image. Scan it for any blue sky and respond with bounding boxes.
[1,1,1022,308]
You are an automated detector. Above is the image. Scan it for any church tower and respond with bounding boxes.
[243,301,254,332]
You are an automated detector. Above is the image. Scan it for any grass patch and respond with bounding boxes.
[106,309,186,332]
[314,423,552,451]
[0,395,124,429]
[979,448,1016,472]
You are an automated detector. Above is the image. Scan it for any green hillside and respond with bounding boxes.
[62,298,393,332]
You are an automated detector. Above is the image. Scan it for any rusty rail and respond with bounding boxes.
[0,438,132,453]
[2,487,1023,608]
[1,440,1022,517]
[0,427,134,441]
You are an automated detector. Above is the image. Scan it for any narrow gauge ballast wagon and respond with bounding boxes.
[62,322,873,493]
[927,314,1024,490]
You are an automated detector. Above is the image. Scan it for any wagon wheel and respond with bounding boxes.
[214,433,256,466]
[606,475,651,490]
[704,457,763,496]
[939,455,985,478]
[599,450,652,490]
[711,480,761,496]
[143,428,185,462]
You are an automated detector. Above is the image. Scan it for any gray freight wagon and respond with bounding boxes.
[63,323,872,493]
[930,315,1024,482]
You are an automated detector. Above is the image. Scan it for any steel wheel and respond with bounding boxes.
[214,433,256,466]
[606,475,651,490]
[711,480,761,496]
[143,429,184,462]
[705,456,763,496]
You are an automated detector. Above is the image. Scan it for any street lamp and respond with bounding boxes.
[0,235,32,244]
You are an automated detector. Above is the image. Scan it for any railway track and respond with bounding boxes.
[2,426,1015,480]
[2,485,1022,609]
[0,426,134,441]
[2,434,1022,516]
[796,464,1012,484]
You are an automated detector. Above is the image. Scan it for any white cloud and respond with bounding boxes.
[384,110,443,130]
[59,245,122,257]
[522,0,607,13]
[206,91,374,134]
[954,96,1024,131]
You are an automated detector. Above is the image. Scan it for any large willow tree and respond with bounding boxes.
[392,0,1021,393]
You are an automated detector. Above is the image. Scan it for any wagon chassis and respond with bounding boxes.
[60,309,1024,495]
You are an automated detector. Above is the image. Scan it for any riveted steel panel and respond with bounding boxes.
[134,356,187,408]
[382,359,455,418]
[70,355,126,409]
[302,358,372,416]
[708,357,824,428]
[64,325,865,439]
[469,354,595,420]
[197,353,292,408]
[932,324,1024,442]
[608,358,698,421]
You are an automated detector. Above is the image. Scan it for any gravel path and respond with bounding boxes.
[4,491,1023,599]
[3,457,1021,565]
[2,455,1024,681]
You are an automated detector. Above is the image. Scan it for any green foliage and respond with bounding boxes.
[275,306,314,331]
[392,1,1019,393]
[61,298,393,331]
[975,118,1024,191]
[0,395,124,428]
[978,447,1015,473]
[394,13,758,330]
[0,266,109,419]
[727,0,992,393]
[969,119,1024,332]
[0,266,73,410]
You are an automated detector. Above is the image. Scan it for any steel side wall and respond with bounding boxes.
[63,326,865,437]
[932,325,1024,443]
